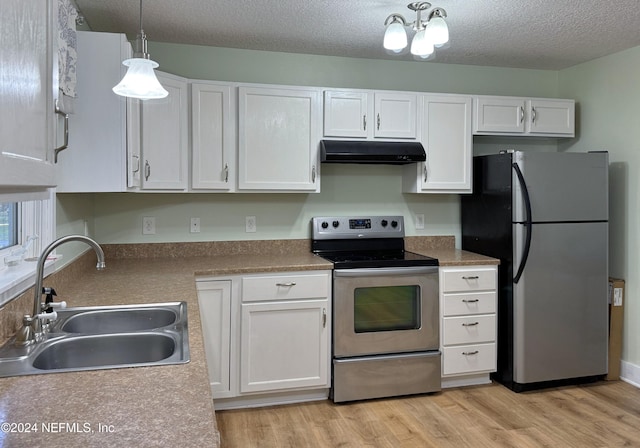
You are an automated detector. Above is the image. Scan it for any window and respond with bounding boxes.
[0,202,18,251]
[0,189,55,307]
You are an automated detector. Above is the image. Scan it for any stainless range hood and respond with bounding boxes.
[320,140,426,165]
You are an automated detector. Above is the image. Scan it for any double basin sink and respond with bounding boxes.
[0,302,189,377]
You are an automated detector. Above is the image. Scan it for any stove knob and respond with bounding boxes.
[321,221,329,229]
[332,220,340,228]
[381,219,388,227]
[391,220,398,228]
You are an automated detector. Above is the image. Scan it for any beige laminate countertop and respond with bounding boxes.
[0,252,331,448]
[0,241,495,448]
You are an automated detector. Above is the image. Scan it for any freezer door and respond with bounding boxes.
[512,221,608,384]
[513,151,608,223]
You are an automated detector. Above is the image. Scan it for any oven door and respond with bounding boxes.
[333,266,439,358]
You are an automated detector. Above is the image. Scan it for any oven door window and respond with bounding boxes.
[354,286,420,333]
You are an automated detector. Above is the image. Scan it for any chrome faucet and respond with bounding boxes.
[15,235,106,346]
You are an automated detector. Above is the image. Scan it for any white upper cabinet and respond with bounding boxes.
[473,96,575,137]
[56,31,137,192]
[191,82,235,191]
[374,92,418,139]
[140,72,189,190]
[323,91,369,138]
[403,94,473,193]
[0,0,56,190]
[238,86,321,192]
[323,90,418,140]
[527,99,575,135]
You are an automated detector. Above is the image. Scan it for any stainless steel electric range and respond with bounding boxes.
[311,215,441,403]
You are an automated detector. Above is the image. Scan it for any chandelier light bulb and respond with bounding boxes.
[410,29,434,57]
[427,15,449,46]
[383,21,408,52]
[112,58,169,100]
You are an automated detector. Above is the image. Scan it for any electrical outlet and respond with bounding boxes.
[245,216,257,233]
[142,216,156,235]
[190,217,201,233]
[415,214,425,230]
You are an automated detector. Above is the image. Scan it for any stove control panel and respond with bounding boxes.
[312,216,405,239]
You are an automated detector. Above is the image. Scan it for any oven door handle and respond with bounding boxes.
[334,266,439,277]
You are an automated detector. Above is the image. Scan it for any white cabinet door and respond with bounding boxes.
[140,72,188,190]
[473,97,526,134]
[57,31,133,192]
[528,99,575,136]
[0,0,56,189]
[403,95,472,193]
[240,299,329,393]
[238,86,321,192]
[374,92,418,139]
[191,82,235,191]
[323,91,368,138]
[196,280,232,398]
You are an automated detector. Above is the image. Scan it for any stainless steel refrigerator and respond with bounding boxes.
[461,151,609,392]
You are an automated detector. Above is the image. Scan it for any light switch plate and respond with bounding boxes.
[415,214,425,230]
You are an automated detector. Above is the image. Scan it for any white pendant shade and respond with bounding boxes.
[383,21,408,52]
[426,16,449,46]
[410,29,434,57]
[112,58,168,100]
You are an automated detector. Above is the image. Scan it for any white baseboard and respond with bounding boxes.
[620,360,640,388]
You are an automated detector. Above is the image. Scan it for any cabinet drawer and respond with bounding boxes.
[442,315,496,345]
[443,343,496,375]
[443,292,496,316]
[442,268,496,292]
[242,273,329,302]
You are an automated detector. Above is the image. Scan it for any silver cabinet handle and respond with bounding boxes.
[519,106,525,124]
[531,107,537,123]
[275,282,296,287]
[462,276,479,280]
[322,308,327,328]
[131,155,140,174]
[462,322,479,327]
[377,113,381,130]
[224,163,229,183]
[462,298,479,303]
[312,165,316,183]
[144,160,151,181]
[54,104,69,163]
[423,164,428,182]
[363,115,367,131]
[462,350,479,356]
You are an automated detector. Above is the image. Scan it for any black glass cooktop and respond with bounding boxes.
[317,250,438,269]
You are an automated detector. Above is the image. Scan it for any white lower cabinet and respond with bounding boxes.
[440,265,498,388]
[196,270,331,409]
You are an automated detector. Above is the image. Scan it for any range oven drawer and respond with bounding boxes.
[332,351,441,403]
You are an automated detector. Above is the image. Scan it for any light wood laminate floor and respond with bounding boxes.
[217,381,640,447]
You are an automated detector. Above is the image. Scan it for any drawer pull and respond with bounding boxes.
[462,322,479,327]
[462,276,479,280]
[462,350,479,356]
[275,282,297,287]
[462,299,479,303]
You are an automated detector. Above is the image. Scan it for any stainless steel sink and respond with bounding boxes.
[32,333,178,371]
[59,306,178,334]
[0,302,189,377]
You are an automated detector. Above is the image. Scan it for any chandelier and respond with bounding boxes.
[383,2,449,60]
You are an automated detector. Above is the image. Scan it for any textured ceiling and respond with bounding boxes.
[73,0,640,70]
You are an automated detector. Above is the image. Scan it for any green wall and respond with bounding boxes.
[558,45,640,372]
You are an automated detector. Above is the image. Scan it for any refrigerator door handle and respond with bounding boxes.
[512,162,532,283]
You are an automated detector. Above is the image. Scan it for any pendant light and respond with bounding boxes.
[113,0,168,100]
